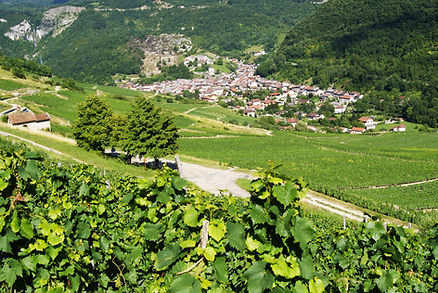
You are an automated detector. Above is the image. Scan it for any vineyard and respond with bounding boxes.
[179,132,438,226]
[0,138,437,291]
[0,79,26,91]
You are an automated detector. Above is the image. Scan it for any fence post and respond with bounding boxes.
[175,155,183,178]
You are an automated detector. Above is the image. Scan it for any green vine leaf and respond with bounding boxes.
[203,247,216,262]
[183,207,199,227]
[169,274,202,293]
[155,244,181,270]
[271,256,300,279]
[20,218,34,239]
[213,257,228,284]
[309,277,325,293]
[226,222,245,251]
[209,222,226,242]
[245,261,274,293]
[11,212,20,233]
[180,239,196,249]
[47,231,64,246]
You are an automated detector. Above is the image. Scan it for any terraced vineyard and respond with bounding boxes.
[0,78,26,91]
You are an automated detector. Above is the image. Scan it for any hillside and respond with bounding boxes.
[0,0,315,84]
[1,54,436,228]
[258,0,438,126]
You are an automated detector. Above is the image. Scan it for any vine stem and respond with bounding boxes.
[175,258,203,276]
[176,220,209,275]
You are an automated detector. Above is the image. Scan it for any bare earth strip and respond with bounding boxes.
[340,177,438,190]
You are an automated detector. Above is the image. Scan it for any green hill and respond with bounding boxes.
[258,0,438,126]
[0,0,315,84]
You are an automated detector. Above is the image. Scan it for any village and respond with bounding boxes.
[120,56,406,134]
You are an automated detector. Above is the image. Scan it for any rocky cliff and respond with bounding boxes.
[3,5,85,44]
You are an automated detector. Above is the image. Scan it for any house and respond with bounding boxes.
[287,118,298,127]
[350,127,365,134]
[358,116,376,130]
[307,125,317,132]
[391,124,406,132]
[334,105,346,114]
[339,95,352,104]
[243,108,256,118]
[8,111,51,130]
[339,127,349,133]
[307,113,322,120]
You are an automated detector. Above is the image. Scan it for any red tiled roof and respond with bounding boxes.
[359,116,372,122]
[351,127,365,132]
[8,111,50,125]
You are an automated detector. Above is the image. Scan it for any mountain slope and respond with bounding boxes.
[258,0,438,126]
[0,0,315,84]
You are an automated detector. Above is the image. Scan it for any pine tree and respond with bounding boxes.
[121,97,179,166]
[73,95,113,151]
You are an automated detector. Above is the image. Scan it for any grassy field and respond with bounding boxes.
[0,123,154,178]
[343,181,438,211]
[179,131,438,188]
[0,79,27,90]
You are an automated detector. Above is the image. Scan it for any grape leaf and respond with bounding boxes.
[169,275,201,293]
[245,261,274,293]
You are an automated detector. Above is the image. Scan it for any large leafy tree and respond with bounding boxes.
[121,96,179,165]
[73,95,113,151]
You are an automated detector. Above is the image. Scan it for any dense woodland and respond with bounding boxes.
[258,0,438,127]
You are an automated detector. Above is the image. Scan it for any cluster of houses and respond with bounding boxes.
[120,58,363,113]
[233,86,363,118]
[278,115,405,134]
[119,57,407,135]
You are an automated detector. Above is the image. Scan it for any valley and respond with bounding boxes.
[0,1,437,291]
[0,63,436,228]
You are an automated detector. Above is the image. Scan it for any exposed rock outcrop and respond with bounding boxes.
[129,34,192,76]
[4,6,85,43]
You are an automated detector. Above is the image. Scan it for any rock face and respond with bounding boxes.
[4,20,35,42]
[4,6,85,43]
[129,34,192,76]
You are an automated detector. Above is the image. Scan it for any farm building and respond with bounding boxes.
[391,124,406,132]
[8,111,51,130]
[350,127,365,134]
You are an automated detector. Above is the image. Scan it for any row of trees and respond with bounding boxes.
[72,95,179,165]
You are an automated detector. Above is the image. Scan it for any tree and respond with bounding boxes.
[109,114,128,148]
[73,95,113,151]
[121,97,179,167]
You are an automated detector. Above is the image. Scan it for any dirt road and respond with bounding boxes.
[178,161,253,198]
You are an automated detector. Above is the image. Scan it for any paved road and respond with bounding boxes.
[178,161,253,198]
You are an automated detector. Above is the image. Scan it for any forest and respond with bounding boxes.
[257,0,438,127]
